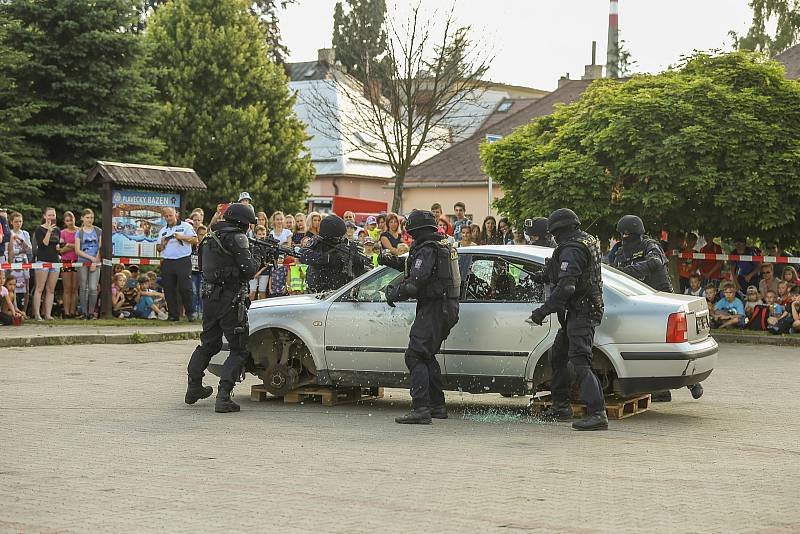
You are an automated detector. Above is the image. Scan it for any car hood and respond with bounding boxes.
[250,294,320,309]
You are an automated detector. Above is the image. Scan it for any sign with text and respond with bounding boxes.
[111,189,181,258]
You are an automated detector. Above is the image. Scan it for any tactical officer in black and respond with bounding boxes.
[300,215,368,293]
[612,214,704,402]
[529,208,608,431]
[185,203,259,413]
[524,217,556,248]
[379,210,461,424]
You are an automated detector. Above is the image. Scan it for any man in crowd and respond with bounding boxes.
[238,192,252,206]
[524,217,555,247]
[529,209,608,431]
[185,203,259,413]
[430,203,443,222]
[731,237,761,291]
[300,215,368,293]
[342,211,364,240]
[611,214,703,402]
[379,210,460,424]
[452,202,471,242]
[156,207,197,321]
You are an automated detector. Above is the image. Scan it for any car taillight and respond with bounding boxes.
[666,312,688,343]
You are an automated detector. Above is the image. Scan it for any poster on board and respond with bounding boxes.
[111,189,181,258]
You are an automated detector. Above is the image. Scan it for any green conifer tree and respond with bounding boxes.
[145,0,314,215]
[0,0,163,218]
[332,0,387,83]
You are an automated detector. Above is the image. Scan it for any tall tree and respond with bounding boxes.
[311,4,491,212]
[731,0,800,55]
[145,0,314,215]
[481,52,800,248]
[332,0,387,83]
[0,18,44,222]
[0,0,163,218]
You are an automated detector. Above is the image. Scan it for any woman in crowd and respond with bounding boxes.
[781,266,800,287]
[32,207,61,321]
[480,216,502,245]
[498,217,514,245]
[75,208,102,320]
[470,223,482,245]
[380,212,404,255]
[190,208,204,228]
[284,214,296,237]
[256,211,269,229]
[59,211,79,318]
[6,211,32,313]
[377,214,387,235]
[292,213,306,245]
[270,211,292,245]
[302,212,321,245]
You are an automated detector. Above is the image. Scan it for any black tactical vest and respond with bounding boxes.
[550,230,604,322]
[616,237,673,292]
[200,225,247,285]
[406,237,461,300]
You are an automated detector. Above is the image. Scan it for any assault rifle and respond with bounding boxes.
[312,235,373,270]
[248,235,302,267]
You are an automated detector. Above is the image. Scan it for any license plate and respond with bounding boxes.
[696,315,710,331]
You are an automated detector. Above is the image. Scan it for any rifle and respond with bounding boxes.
[313,235,373,269]
[248,236,302,268]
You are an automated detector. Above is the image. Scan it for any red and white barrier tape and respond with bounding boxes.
[0,257,163,270]
[667,251,800,264]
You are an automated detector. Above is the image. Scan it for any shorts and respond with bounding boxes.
[36,267,59,273]
[249,275,268,293]
[61,266,76,273]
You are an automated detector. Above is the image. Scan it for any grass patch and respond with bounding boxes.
[129,331,148,344]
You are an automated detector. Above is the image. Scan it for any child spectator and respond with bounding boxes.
[111,273,133,318]
[6,211,32,314]
[712,283,746,329]
[268,258,289,298]
[776,280,792,307]
[365,216,380,242]
[438,217,456,246]
[249,225,270,300]
[292,213,306,246]
[122,274,139,311]
[765,290,787,328]
[743,286,763,316]
[1,271,25,325]
[698,234,723,287]
[704,284,718,315]
[32,207,61,321]
[75,208,102,320]
[362,238,378,268]
[134,275,168,320]
[677,233,699,293]
[458,225,476,248]
[58,211,79,318]
[286,256,306,294]
[470,223,482,245]
[345,220,357,242]
[767,286,800,335]
[270,211,293,245]
[758,263,778,300]
[684,274,704,297]
[781,266,800,287]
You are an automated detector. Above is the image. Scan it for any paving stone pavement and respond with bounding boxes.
[1,341,799,533]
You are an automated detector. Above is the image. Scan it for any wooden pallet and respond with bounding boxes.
[531,393,651,420]
[250,384,384,407]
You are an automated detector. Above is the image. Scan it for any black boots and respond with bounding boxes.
[688,383,704,399]
[430,405,448,419]
[185,381,213,405]
[215,385,240,413]
[572,410,609,431]
[395,407,432,424]
[651,390,672,402]
[538,400,573,422]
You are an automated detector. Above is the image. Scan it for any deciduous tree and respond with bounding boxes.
[731,0,800,56]
[146,0,314,215]
[482,52,800,247]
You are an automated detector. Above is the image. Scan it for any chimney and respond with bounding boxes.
[582,41,603,80]
[558,73,571,88]
[606,0,619,78]
[318,48,336,66]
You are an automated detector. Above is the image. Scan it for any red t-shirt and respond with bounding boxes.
[677,247,698,279]
[699,242,723,279]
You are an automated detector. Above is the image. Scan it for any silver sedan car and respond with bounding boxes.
[210,245,718,398]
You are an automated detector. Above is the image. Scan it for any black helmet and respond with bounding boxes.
[319,214,346,239]
[524,217,549,238]
[547,208,580,234]
[405,209,438,233]
[616,215,645,236]
[224,202,257,229]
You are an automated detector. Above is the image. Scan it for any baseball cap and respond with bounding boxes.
[366,216,377,225]
[363,237,375,245]
[238,192,252,201]
[746,285,758,294]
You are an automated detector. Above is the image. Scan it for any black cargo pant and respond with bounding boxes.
[187,286,249,392]
[550,311,606,414]
[161,256,194,320]
[405,297,459,410]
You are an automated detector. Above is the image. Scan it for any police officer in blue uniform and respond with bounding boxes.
[185,203,259,413]
[379,210,461,424]
[529,208,608,431]
[612,214,703,402]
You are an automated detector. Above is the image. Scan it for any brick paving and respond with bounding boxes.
[1,341,799,533]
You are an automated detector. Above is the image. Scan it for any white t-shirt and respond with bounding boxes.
[158,221,196,260]
[271,228,292,245]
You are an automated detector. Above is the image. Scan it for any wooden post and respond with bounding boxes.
[100,180,113,318]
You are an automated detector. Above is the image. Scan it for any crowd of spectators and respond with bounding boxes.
[1,199,798,336]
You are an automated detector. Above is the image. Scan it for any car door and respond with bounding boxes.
[323,266,416,387]
[444,254,551,394]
